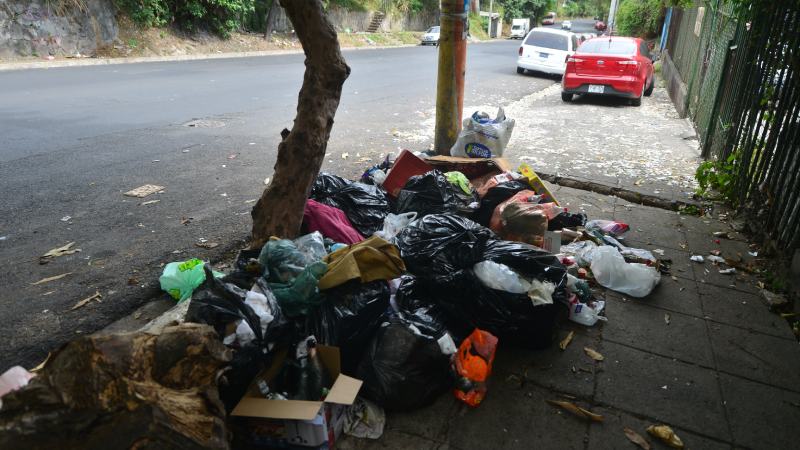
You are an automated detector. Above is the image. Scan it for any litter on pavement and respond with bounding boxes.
[4,140,681,448]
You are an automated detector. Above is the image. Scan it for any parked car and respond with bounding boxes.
[510,19,529,39]
[595,20,607,31]
[420,26,440,46]
[561,20,572,30]
[517,28,579,76]
[561,37,655,106]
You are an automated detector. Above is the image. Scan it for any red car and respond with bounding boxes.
[595,20,606,31]
[561,37,655,106]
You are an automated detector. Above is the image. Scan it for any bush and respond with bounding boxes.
[114,0,255,38]
[615,0,663,38]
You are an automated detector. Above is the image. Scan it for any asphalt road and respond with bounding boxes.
[0,39,555,371]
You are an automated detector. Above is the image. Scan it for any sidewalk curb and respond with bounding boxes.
[0,39,502,72]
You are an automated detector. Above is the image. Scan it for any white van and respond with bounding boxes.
[510,19,529,39]
[516,28,578,76]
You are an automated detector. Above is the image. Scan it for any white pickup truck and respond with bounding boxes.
[510,19,529,39]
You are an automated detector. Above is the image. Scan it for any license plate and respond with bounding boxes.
[588,85,605,94]
[539,52,549,58]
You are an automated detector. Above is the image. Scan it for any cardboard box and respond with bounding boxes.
[382,150,433,198]
[425,155,513,179]
[232,346,362,449]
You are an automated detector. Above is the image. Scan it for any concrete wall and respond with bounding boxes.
[661,50,689,118]
[0,0,118,59]
[270,7,438,33]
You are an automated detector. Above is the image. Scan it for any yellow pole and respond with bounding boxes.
[435,0,468,155]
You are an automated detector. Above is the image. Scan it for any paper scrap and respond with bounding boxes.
[124,184,165,198]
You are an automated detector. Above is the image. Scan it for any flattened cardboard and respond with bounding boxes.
[426,155,512,179]
[232,398,322,421]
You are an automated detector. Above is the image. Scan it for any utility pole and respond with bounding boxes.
[434,0,469,155]
[607,0,619,33]
[487,0,493,37]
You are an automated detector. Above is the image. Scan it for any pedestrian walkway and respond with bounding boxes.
[339,184,800,450]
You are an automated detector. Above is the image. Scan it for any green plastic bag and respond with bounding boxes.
[445,171,472,195]
[270,261,328,317]
[159,258,222,302]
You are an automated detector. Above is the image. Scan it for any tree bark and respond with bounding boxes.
[251,0,350,247]
[264,0,280,40]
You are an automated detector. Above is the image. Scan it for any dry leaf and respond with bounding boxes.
[31,272,72,285]
[559,331,574,351]
[124,184,165,198]
[181,217,193,225]
[584,347,604,361]
[195,242,219,249]
[624,428,651,450]
[664,313,671,325]
[41,242,81,263]
[70,291,102,311]
[646,425,684,449]
[140,199,160,206]
[29,352,51,373]
[546,400,604,422]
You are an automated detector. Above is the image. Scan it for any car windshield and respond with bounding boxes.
[578,39,636,55]
[427,27,439,33]
[524,31,568,51]
[512,25,521,29]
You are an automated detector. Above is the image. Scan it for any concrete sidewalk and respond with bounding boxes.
[339,184,800,450]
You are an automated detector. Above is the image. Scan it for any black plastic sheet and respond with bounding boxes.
[548,211,588,231]
[310,173,390,236]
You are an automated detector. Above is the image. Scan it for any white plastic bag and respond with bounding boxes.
[294,231,327,262]
[560,240,598,267]
[590,246,661,297]
[375,212,417,241]
[450,107,515,158]
[568,296,607,326]
[474,260,531,294]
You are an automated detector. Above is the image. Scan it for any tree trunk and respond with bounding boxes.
[251,0,350,247]
[264,0,280,40]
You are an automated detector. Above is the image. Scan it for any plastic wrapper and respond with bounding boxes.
[374,212,417,241]
[453,328,498,407]
[560,240,599,267]
[159,258,207,302]
[294,232,328,263]
[396,170,476,218]
[586,219,630,236]
[500,203,549,245]
[474,180,531,226]
[590,246,661,297]
[474,260,531,294]
[310,173,390,236]
[488,190,541,232]
[356,311,454,411]
[305,280,390,375]
[269,261,328,317]
[450,108,515,158]
[395,214,496,277]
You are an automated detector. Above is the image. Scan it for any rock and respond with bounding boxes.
[761,289,788,309]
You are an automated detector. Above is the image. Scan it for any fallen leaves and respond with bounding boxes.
[140,199,160,206]
[195,242,219,249]
[559,331,574,351]
[646,425,684,448]
[664,313,671,325]
[31,272,72,285]
[29,352,51,373]
[546,400,604,422]
[71,290,102,310]
[40,242,81,264]
[124,184,165,198]
[624,428,651,449]
[584,347,604,361]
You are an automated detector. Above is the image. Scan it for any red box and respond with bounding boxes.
[382,150,434,198]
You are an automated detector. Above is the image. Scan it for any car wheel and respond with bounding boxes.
[644,77,654,96]
[517,67,525,74]
[561,92,573,102]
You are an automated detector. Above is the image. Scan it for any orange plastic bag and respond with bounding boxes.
[453,328,499,407]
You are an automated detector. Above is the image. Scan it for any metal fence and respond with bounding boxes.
[663,1,800,252]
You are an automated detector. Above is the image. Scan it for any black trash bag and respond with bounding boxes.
[305,280,390,376]
[310,172,390,236]
[427,268,567,349]
[356,312,453,411]
[221,248,263,290]
[394,275,465,341]
[395,214,496,277]
[396,170,474,218]
[186,265,265,343]
[482,240,568,286]
[474,180,531,226]
[548,211,588,231]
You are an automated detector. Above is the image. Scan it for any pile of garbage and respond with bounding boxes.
[0,148,665,449]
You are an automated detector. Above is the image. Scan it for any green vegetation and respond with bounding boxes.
[558,0,609,19]
[615,1,694,38]
[113,0,255,37]
[496,0,556,22]
[694,149,740,203]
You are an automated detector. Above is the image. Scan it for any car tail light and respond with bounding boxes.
[567,57,584,63]
[619,61,639,65]
[518,47,523,56]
